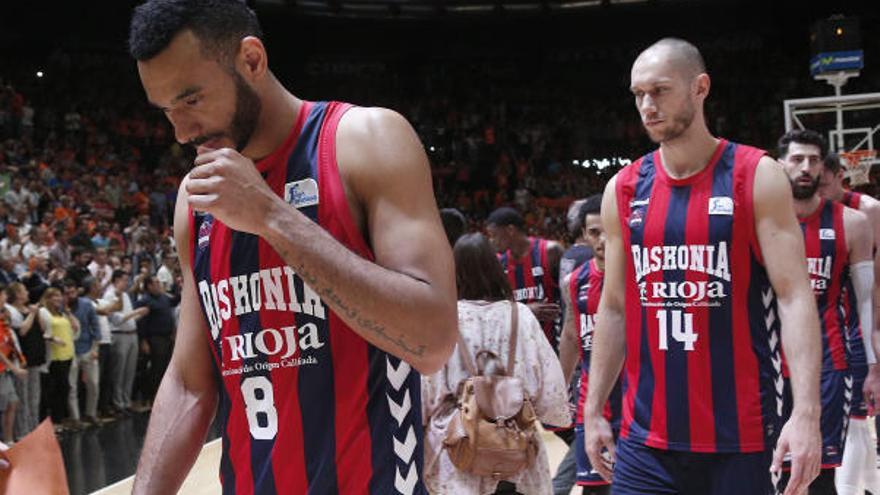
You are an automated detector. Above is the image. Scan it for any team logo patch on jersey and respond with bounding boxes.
[819,228,836,240]
[532,266,544,277]
[197,216,213,249]
[708,196,734,215]
[284,178,320,209]
[629,207,644,227]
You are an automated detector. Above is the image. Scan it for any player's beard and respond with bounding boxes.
[790,174,820,200]
[229,71,261,152]
[191,70,261,152]
[646,101,695,143]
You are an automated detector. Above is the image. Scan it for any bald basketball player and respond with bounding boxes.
[127,1,456,494]
[583,38,822,495]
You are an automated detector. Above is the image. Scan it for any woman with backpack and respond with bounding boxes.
[423,233,569,494]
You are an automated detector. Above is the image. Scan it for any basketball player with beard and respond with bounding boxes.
[778,129,874,495]
[584,38,822,495]
[128,1,457,494]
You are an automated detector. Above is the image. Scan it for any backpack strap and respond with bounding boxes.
[505,300,518,376]
[456,329,478,377]
[457,299,519,377]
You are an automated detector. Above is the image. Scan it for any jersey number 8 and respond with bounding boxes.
[241,376,279,440]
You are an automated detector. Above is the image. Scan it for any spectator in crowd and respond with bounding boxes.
[65,278,101,427]
[104,270,148,415]
[155,252,176,293]
[21,225,49,262]
[0,287,25,444]
[134,275,178,406]
[20,254,50,304]
[0,227,23,272]
[0,257,16,286]
[422,232,569,494]
[38,286,79,427]
[87,275,120,419]
[87,247,112,293]
[48,226,72,269]
[66,248,93,287]
[4,282,40,437]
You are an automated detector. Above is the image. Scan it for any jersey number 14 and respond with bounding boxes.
[656,309,698,351]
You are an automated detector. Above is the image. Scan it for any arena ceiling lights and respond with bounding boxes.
[256,0,651,18]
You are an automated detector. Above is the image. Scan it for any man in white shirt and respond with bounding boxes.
[20,226,49,263]
[155,253,176,293]
[88,248,113,294]
[103,270,148,414]
[88,276,121,419]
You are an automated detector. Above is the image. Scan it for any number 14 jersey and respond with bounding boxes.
[614,139,782,454]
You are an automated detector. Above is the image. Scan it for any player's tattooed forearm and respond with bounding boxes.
[296,263,426,358]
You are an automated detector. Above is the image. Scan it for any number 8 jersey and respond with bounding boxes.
[614,139,783,454]
[189,102,425,495]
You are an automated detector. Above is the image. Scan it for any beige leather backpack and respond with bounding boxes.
[442,301,539,480]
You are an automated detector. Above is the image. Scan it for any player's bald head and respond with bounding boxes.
[634,38,706,81]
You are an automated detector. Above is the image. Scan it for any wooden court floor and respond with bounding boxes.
[91,430,577,495]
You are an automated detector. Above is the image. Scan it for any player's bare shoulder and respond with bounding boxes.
[857,192,880,218]
[842,204,872,254]
[335,106,426,179]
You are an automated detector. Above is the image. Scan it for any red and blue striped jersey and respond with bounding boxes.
[798,199,858,371]
[615,139,783,453]
[569,258,622,427]
[188,101,426,495]
[842,191,862,209]
[499,237,561,350]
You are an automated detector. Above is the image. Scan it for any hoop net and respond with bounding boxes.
[840,149,876,186]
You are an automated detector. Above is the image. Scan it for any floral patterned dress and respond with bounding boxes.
[422,300,570,494]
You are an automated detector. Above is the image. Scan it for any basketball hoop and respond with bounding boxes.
[839,149,876,186]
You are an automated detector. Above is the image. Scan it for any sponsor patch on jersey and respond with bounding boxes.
[197,216,213,249]
[284,178,319,209]
[629,207,644,227]
[532,266,544,277]
[629,198,649,208]
[708,196,734,216]
[819,228,836,240]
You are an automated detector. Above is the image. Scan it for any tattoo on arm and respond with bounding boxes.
[296,263,426,358]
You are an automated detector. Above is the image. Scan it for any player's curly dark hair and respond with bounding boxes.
[778,129,828,160]
[129,0,262,64]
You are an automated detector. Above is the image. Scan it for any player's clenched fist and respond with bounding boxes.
[186,147,284,235]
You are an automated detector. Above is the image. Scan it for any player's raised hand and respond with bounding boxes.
[186,147,284,235]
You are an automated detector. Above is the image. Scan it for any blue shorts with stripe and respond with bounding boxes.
[610,437,776,495]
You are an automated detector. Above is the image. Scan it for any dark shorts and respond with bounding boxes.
[782,368,851,468]
[575,424,616,487]
[611,437,776,495]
